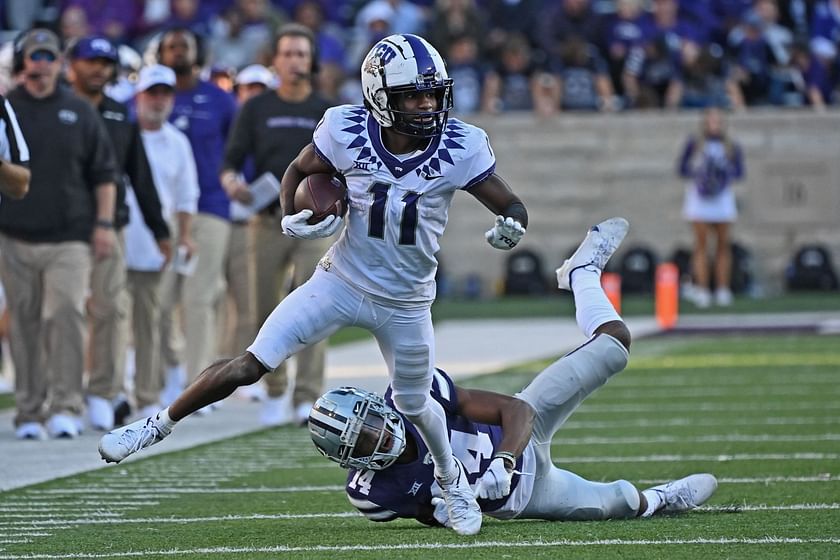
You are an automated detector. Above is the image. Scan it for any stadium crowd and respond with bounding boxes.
[0,0,836,441]
[0,0,838,111]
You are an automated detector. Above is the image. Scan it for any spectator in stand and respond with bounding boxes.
[446,33,486,116]
[481,32,555,115]
[553,35,617,112]
[355,0,426,36]
[1,28,117,440]
[124,64,199,419]
[537,0,604,66]
[59,5,91,45]
[624,35,683,108]
[157,27,238,412]
[803,38,839,108]
[61,0,141,43]
[483,0,544,59]
[346,1,393,75]
[65,35,171,430]
[208,0,287,70]
[602,0,651,103]
[752,0,795,66]
[163,0,216,39]
[292,0,348,101]
[777,0,816,40]
[677,107,744,309]
[809,0,840,58]
[673,41,733,108]
[676,0,723,45]
[726,11,778,107]
[425,0,486,59]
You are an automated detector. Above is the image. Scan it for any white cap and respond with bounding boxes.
[235,64,277,88]
[136,64,176,92]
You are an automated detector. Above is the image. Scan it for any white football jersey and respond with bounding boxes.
[313,105,496,303]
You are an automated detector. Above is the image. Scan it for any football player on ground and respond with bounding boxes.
[99,34,528,536]
[309,218,718,526]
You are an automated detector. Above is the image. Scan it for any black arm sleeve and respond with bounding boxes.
[126,123,170,239]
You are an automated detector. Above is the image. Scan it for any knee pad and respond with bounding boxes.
[604,479,641,519]
[391,391,428,418]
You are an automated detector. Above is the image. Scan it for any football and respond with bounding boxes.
[294,173,349,225]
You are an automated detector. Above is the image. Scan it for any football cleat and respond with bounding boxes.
[98,414,171,463]
[436,456,482,536]
[645,473,718,515]
[556,217,629,291]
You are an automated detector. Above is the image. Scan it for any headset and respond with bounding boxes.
[273,23,320,77]
[155,27,207,68]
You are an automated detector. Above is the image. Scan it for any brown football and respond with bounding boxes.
[293,173,349,225]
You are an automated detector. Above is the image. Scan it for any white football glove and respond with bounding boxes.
[430,497,451,527]
[485,215,525,250]
[475,457,513,500]
[281,209,343,240]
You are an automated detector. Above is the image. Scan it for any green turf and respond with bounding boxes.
[1,332,838,559]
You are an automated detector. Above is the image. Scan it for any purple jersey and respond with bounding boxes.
[345,369,525,523]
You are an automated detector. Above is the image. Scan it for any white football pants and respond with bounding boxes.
[513,333,639,520]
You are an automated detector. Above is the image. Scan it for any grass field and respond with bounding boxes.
[1,332,838,559]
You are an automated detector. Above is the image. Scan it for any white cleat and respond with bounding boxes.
[556,217,629,291]
[436,456,482,536]
[645,473,718,515]
[98,414,171,464]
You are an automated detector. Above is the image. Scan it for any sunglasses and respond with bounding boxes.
[29,50,57,62]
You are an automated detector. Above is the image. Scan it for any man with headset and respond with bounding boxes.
[220,23,334,426]
[66,35,171,431]
[156,27,237,411]
[0,28,117,439]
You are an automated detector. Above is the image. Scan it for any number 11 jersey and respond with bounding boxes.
[312,105,496,303]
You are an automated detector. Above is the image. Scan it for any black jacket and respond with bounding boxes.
[0,85,116,243]
[98,95,169,239]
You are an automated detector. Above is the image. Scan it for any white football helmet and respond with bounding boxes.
[308,387,407,471]
[360,34,454,138]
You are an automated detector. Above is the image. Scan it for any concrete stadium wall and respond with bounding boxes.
[438,109,840,297]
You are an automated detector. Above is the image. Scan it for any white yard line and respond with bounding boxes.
[0,536,838,559]
[4,504,840,528]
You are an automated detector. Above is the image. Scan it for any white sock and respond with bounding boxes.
[571,267,622,337]
[640,489,663,517]
[154,407,177,434]
[408,400,456,481]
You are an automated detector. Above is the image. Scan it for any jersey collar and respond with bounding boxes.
[367,114,441,179]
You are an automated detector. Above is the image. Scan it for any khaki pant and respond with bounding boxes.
[255,214,331,405]
[219,220,257,356]
[0,235,91,425]
[87,232,129,400]
[181,213,230,383]
[127,269,162,408]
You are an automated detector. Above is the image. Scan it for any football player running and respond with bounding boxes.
[309,218,718,526]
[99,34,527,536]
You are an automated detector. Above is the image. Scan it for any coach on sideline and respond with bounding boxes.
[0,28,118,440]
[0,92,30,200]
[66,35,171,431]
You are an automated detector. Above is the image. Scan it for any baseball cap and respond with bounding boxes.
[18,28,61,59]
[235,64,276,88]
[69,36,119,62]
[136,64,176,92]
